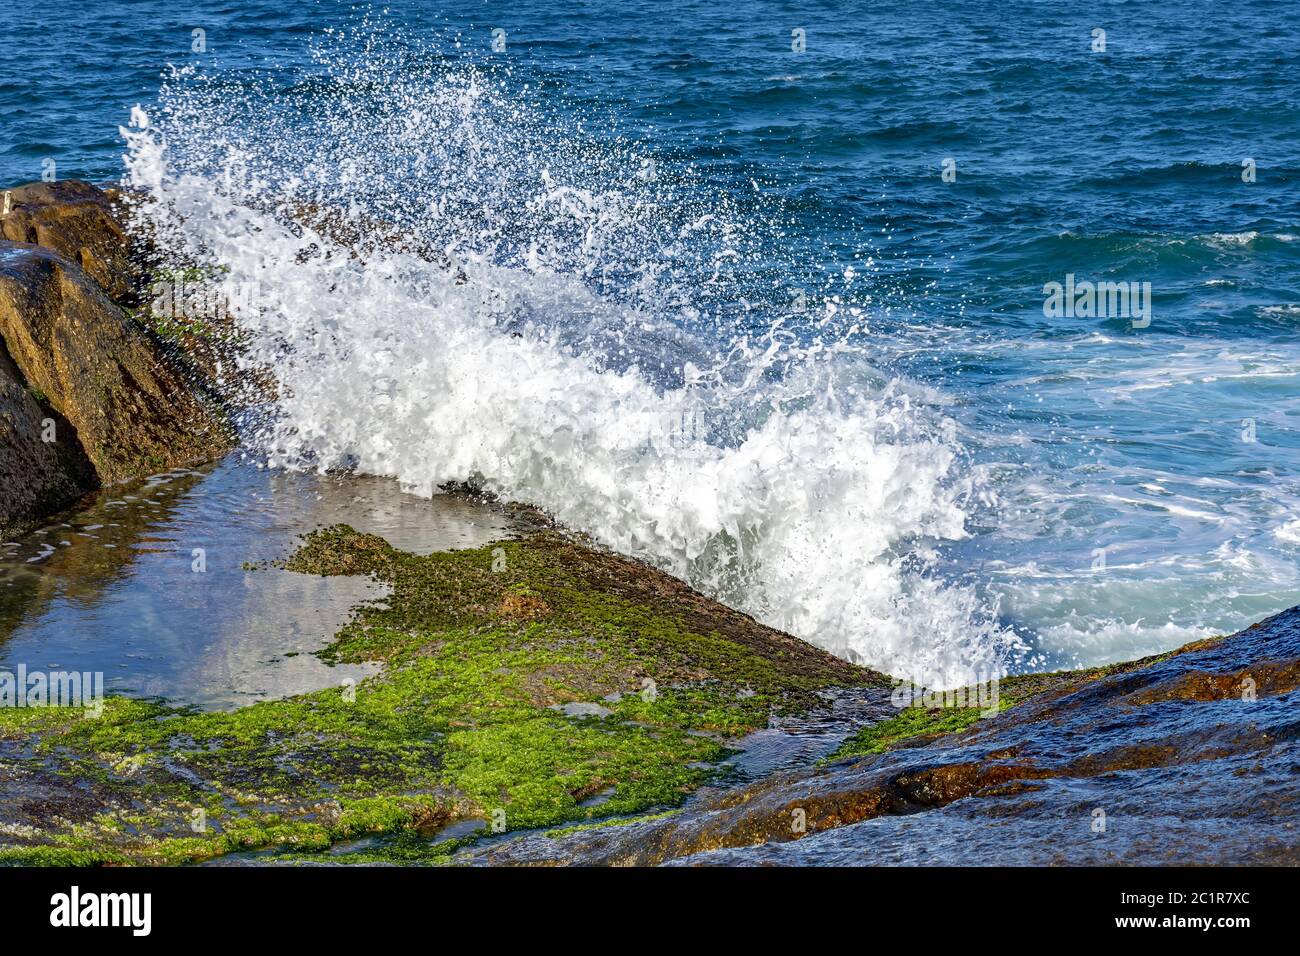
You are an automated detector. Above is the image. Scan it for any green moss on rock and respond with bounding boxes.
[1,525,880,865]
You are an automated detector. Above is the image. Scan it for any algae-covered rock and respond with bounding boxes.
[1,512,1295,867]
[0,241,232,485]
[0,525,883,866]
[471,608,1300,866]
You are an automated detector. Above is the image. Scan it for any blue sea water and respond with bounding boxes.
[2,0,1298,677]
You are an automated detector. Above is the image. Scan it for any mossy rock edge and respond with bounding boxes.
[0,524,884,866]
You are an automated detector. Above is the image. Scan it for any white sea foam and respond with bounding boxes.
[1200,230,1259,247]
[119,29,1024,687]
[1275,520,1300,545]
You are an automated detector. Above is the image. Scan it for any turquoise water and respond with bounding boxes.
[3,0,1298,679]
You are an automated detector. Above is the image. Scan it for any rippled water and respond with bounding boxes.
[3,0,1297,683]
[0,458,517,709]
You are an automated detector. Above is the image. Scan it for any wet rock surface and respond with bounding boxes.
[0,345,97,539]
[465,609,1300,866]
[0,181,135,301]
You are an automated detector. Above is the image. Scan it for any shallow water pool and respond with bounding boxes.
[0,456,519,710]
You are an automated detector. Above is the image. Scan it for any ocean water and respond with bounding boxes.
[3,1,1298,687]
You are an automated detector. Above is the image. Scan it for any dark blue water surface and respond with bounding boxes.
[3,1,1298,669]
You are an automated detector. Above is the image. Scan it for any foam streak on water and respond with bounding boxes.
[120,29,1023,688]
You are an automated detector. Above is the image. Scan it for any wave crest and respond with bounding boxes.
[121,23,1025,686]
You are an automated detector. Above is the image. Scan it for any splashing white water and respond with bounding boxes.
[121,26,1026,686]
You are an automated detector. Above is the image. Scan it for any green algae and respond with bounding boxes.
[826,703,1006,761]
[822,641,1226,764]
[0,524,876,865]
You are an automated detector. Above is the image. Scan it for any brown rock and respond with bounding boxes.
[0,340,97,539]
[0,180,135,302]
[0,241,233,486]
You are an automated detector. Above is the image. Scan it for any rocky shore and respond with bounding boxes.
[0,182,1294,866]
[465,610,1300,866]
[0,181,232,540]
